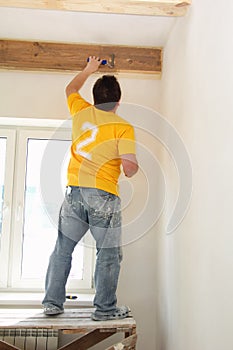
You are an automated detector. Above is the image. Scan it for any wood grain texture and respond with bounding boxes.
[0,341,20,350]
[0,308,136,330]
[105,334,137,350]
[59,329,114,350]
[0,0,191,16]
[0,40,162,76]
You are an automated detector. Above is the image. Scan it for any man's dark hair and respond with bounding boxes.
[93,75,121,111]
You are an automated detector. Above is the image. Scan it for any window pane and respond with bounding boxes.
[21,138,84,280]
[0,138,7,238]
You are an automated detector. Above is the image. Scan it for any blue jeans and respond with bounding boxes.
[42,186,122,314]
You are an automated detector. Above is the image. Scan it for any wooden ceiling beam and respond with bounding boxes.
[0,0,191,17]
[0,39,162,76]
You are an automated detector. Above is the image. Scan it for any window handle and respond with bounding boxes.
[3,201,10,214]
[16,203,22,222]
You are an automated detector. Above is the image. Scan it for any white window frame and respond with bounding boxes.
[0,125,95,292]
[0,129,16,288]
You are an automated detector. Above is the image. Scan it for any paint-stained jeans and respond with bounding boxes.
[42,186,122,314]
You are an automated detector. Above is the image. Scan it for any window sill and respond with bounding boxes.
[0,292,94,308]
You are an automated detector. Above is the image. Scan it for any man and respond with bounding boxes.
[42,56,138,321]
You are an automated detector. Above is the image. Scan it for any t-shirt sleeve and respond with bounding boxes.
[118,125,136,156]
[67,93,91,116]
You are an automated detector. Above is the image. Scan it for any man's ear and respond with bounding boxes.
[113,101,120,112]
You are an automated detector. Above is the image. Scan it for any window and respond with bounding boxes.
[0,125,95,291]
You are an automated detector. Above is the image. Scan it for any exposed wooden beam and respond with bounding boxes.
[0,0,191,17]
[0,40,162,76]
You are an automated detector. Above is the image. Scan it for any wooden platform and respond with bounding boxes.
[0,308,137,350]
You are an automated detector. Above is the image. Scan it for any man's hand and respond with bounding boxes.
[85,56,103,74]
[121,153,138,178]
[66,56,103,98]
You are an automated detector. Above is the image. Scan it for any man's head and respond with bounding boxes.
[93,75,121,111]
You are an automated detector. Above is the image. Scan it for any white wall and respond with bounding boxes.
[0,6,174,350]
[159,0,233,349]
[0,70,161,119]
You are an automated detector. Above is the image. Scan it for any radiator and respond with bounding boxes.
[0,328,58,350]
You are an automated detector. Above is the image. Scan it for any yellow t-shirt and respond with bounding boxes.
[67,93,136,196]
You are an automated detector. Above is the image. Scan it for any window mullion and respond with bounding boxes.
[8,130,28,288]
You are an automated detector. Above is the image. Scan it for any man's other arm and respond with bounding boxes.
[121,153,138,178]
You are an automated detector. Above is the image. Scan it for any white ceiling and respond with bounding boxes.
[0,7,176,47]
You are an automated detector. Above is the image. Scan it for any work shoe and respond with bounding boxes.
[43,305,64,316]
[91,306,130,321]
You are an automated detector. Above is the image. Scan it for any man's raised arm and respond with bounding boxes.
[65,56,102,98]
